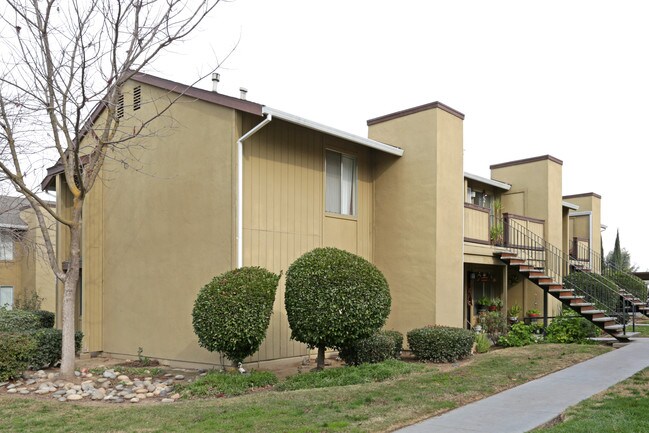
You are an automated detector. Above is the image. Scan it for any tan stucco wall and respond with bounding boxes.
[565,194,602,264]
[84,82,239,364]
[370,106,464,335]
[491,158,563,249]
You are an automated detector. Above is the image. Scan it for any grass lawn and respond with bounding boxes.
[536,367,649,432]
[0,344,610,433]
[629,324,649,337]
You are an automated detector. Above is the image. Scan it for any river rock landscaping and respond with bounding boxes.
[0,367,192,404]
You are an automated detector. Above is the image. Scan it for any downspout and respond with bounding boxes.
[236,113,273,268]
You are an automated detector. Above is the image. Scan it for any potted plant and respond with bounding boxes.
[477,296,491,313]
[507,304,521,323]
[488,298,503,312]
[526,309,541,322]
[489,222,504,246]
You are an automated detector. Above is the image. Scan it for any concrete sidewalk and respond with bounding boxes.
[396,339,649,433]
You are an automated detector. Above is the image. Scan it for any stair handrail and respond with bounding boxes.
[571,239,647,303]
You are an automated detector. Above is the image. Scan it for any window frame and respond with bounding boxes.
[0,232,14,261]
[324,148,358,218]
[0,286,13,310]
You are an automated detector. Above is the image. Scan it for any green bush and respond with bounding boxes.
[339,332,396,366]
[0,309,41,332]
[607,271,647,302]
[29,329,84,369]
[475,333,491,353]
[478,312,508,344]
[380,330,404,358]
[545,308,599,344]
[498,323,535,347]
[192,267,280,365]
[0,333,37,381]
[407,326,474,362]
[33,310,55,328]
[285,247,391,368]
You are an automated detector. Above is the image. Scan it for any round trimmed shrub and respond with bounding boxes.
[339,332,395,366]
[192,267,280,365]
[0,309,41,332]
[407,326,474,362]
[0,332,36,381]
[285,247,391,368]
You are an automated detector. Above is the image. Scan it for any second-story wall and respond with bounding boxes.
[491,156,563,249]
[369,103,464,333]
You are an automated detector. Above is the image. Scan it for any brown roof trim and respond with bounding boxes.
[367,101,465,126]
[41,162,63,191]
[563,192,602,200]
[633,272,649,281]
[490,155,563,170]
[131,72,263,116]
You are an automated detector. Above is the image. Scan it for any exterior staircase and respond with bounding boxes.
[497,217,640,342]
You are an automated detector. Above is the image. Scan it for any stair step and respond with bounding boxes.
[548,288,572,293]
[528,275,551,279]
[605,324,624,331]
[592,317,616,322]
[580,309,605,315]
[614,332,640,339]
[560,295,580,300]
[572,302,594,307]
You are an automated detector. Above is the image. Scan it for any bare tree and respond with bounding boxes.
[0,0,221,377]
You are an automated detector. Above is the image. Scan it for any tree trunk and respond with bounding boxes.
[59,201,83,378]
[316,345,326,370]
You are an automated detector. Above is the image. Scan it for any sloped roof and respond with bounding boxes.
[0,196,28,230]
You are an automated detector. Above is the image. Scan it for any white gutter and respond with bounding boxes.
[262,106,404,156]
[0,223,28,230]
[562,201,579,211]
[236,114,273,268]
[463,172,511,191]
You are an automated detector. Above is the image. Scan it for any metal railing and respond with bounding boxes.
[496,216,636,335]
[571,239,647,303]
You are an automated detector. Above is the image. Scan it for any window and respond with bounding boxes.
[0,233,13,261]
[467,187,492,210]
[0,286,13,310]
[325,150,357,216]
[133,85,141,111]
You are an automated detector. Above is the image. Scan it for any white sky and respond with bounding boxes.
[149,0,648,269]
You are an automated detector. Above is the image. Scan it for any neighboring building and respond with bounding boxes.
[41,72,632,367]
[0,195,57,312]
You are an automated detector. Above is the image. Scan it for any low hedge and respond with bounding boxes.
[0,332,37,381]
[380,330,404,359]
[339,332,396,366]
[407,326,474,362]
[0,309,42,332]
[30,329,84,369]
